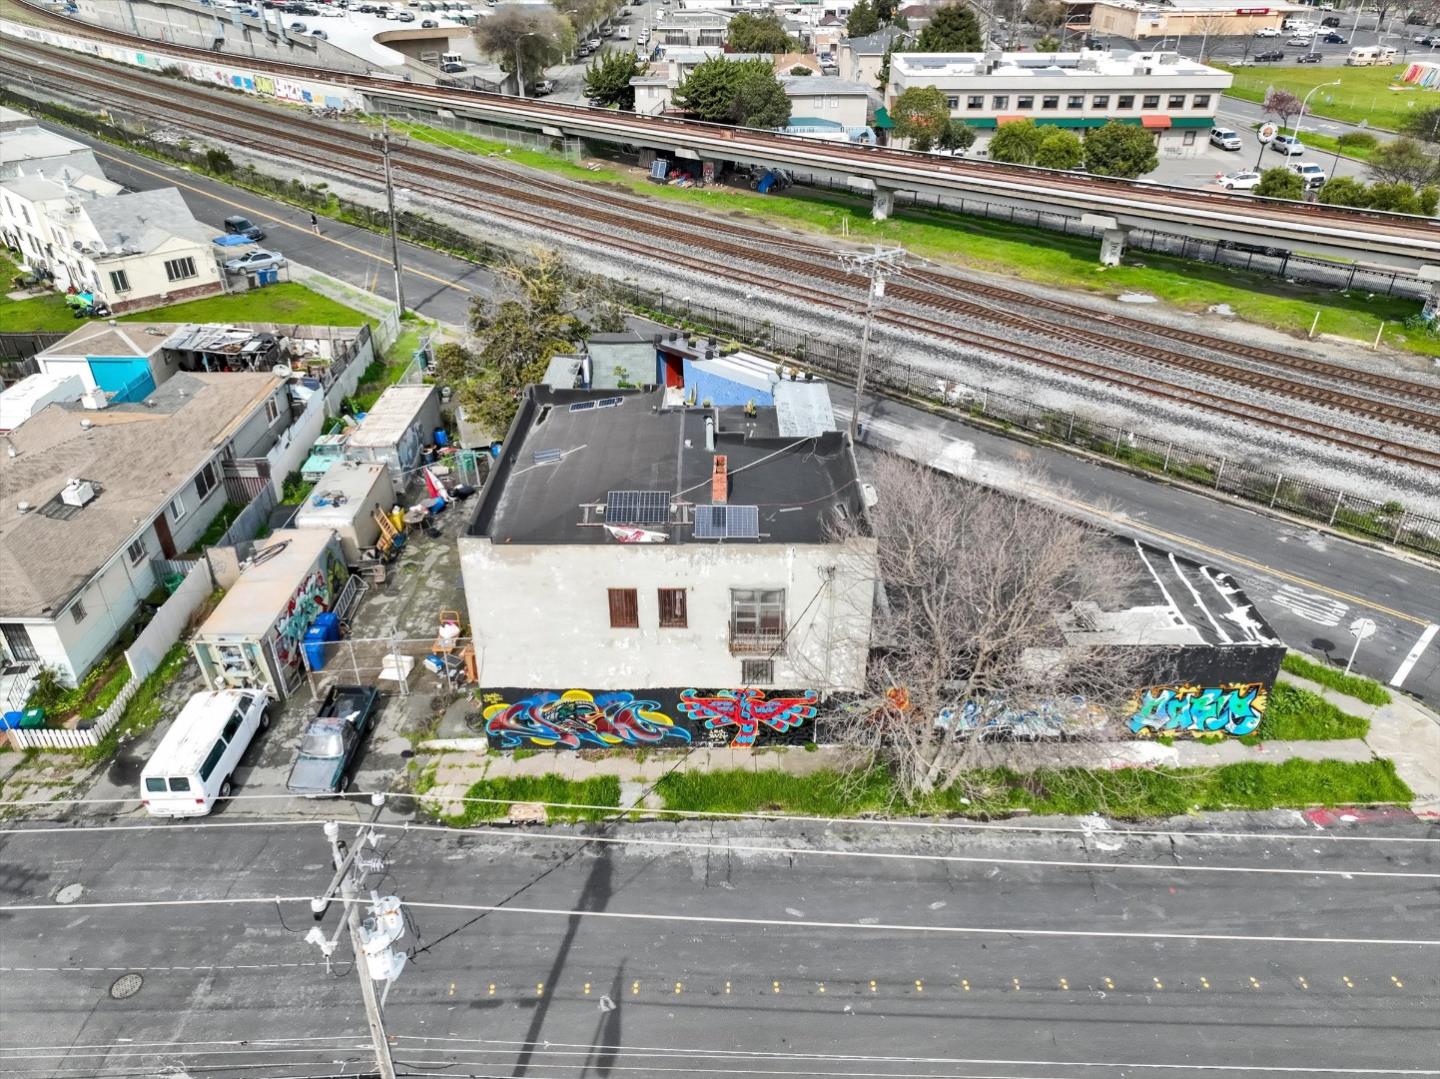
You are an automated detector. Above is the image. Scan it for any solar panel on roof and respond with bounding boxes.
[569,400,597,413]
[596,397,623,409]
[693,504,759,540]
[606,490,671,526]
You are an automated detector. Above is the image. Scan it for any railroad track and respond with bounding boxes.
[7,47,1440,473]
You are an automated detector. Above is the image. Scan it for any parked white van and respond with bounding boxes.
[1346,45,1396,65]
[140,689,271,817]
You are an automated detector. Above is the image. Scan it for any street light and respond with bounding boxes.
[1292,79,1341,144]
[515,30,542,97]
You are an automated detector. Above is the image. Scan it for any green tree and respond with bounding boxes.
[1367,136,1440,187]
[473,6,571,84]
[1023,0,1067,30]
[938,118,976,153]
[1317,175,1372,208]
[1082,121,1158,178]
[986,118,1045,164]
[790,65,814,75]
[726,11,795,52]
[673,57,792,128]
[847,0,881,37]
[875,0,899,20]
[1398,104,1440,145]
[891,85,952,151]
[1035,128,1083,169]
[916,3,984,50]
[1035,33,1060,50]
[584,48,644,109]
[1255,166,1304,200]
[1366,180,1435,214]
[441,250,586,433]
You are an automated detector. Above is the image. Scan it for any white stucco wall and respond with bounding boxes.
[459,537,877,692]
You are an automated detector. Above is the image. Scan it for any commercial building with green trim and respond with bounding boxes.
[886,50,1232,158]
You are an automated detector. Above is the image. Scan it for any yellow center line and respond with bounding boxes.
[1046,492,1430,627]
[89,147,475,296]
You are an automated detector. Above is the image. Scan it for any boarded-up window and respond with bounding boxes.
[658,588,687,628]
[608,588,639,629]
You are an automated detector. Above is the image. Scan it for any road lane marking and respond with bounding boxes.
[1269,584,1349,627]
[1390,623,1439,687]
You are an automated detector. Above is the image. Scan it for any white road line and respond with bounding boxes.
[1270,583,1348,627]
[1136,542,1191,630]
[1170,553,1232,643]
[1390,623,1439,688]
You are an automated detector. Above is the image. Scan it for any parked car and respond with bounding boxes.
[396,9,414,18]
[587,35,601,47]
[285,685,380,795]
[1297,51,1322,62]
[310,27,327,37]
[141,690,271,817]
[1254,49,1285,61]
[1254,25,1281,36]
[1219,169,1262,190]
[440,61,466,72]
[1322,30,1346,42]
[224,248,286,272]
[421,17,437,25]
[289,20,307,31]
[1270,133,1305,155]
[532,78,555,95]
[1287,34,1312,44]
[1321,14,1341,25]
[223,214,266,240]
[1288,161,1328,189]
[1210,127,1242,150]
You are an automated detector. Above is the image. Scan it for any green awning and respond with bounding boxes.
[962,117,998,129]
[1171,116,1215,128]
[872,106,894,129]
[1034,117,1109,128]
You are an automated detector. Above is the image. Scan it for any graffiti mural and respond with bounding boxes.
[1127,683,1267,737]
[936,695,1106,741]
[479,688,821,750]
[678,689,820,748]
[483,690,692,750]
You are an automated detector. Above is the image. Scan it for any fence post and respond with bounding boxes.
[1214,455,1226,489]
[1162,442,1172,473]
[1270,473,1283,508]
[1067,413,1075,441]
[1329,491,1345,526]
[1113,429,1123,456]
[1392,510,1407,542]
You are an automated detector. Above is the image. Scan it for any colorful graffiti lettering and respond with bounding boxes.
[1127,683,1267,737]
[937,695,1104,741]
[484,690,692,750]
[677,688,819,748]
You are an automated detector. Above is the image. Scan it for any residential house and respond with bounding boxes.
[459,385,878,750]
[780,73,875,131]
[652,8,734,47]
[836,26,908,86]
[34,322,181,403]
[0,372,294,687]
[1,170,224,311]
[0,111,108,184]
[886,49,1232,157]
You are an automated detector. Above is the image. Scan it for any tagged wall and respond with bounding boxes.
[481,687,821,750]
[1126,642,1285,738]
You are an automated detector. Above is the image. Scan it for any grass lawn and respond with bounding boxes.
[441,774,621,825]
[1242,682,1370,742]
[1281,652,1393,705]
[0,248,81,332]
[347,322,433,412]
[119,282,372,327]
[655,759,1411,820]
[77,644,190,766]
[386,118,1438,358]
[1219,63,1431,130]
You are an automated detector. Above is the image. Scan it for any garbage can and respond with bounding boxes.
[303,624,333,671]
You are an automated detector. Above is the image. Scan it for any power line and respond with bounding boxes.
[2,893,1433,947]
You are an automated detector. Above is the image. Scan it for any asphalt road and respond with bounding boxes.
[47,125,1440,698]
[1,816,1436,1078]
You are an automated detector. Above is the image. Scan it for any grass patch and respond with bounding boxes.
[383,119,1435,358]
[347,323,431,412]
[1281,652,1393,705]
[1241,682,1370,743]
[26,652,132,724]
[1219,64,1421,131]
[0,246,85,331]
[278,470,314,506]
[77,644,189,766]
[119,282,371,327]
[656,759,1411,820]
[442,774,621,825]
[193,502,244,550]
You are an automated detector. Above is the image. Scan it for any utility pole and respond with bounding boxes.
[309,818,404,1079]
[370,118,407,317]
[836,245,906,441]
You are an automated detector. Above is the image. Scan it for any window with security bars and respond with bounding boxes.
[729,589,784,652]
[608,588,639,629]
[658,588,687,628]
[741,659,774,685]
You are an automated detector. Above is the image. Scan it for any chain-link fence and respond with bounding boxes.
[613,282,1440,558]
[301,635,473,701]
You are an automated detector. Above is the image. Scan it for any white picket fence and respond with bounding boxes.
[9,677,139,750]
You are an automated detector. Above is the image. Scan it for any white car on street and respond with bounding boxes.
[1219,169,1262,190]
[1254,25,1281,36]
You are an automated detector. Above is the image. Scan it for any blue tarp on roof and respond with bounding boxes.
[212,233,254,247]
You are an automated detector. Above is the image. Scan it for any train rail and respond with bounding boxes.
[7,45,1439,473]
[8,0,1440,260]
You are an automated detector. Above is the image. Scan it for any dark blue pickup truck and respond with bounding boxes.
[286,685,380,796]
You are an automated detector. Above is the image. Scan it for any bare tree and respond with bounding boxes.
[473,7,573,85]
[827,454,1148,801]
[1190,12,1229,61]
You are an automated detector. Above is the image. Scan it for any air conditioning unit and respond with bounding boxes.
[60,478,96,507]
[81,388,109,410]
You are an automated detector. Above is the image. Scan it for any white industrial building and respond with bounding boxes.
[458,386,877,748]
[886,49,1232,156]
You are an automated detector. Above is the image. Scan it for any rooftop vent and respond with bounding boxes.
[61,478,96,508]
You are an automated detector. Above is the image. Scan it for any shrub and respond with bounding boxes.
[1337,131,1377,151]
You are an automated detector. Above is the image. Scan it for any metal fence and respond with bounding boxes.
[301,635,472,702]
[372,104,585,161]
[615,282,1440,558]
[217,485,279,549]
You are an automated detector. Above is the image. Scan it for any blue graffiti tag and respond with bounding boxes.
[1127,683,1267,737]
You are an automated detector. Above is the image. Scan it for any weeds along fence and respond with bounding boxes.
[616,282,1440,558]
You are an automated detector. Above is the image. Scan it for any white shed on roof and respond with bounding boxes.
[346,384,441,490]
[0,372,86,433]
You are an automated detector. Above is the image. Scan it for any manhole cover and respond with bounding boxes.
[109,973,143,1000]
[54,883,84,905]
